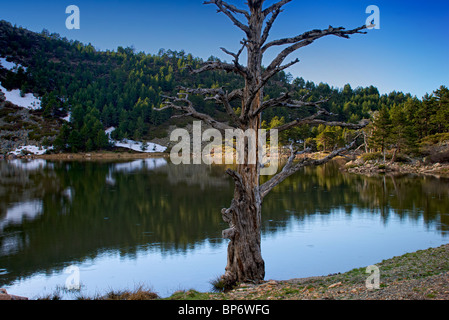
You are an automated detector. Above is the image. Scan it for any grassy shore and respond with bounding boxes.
[168,244,449,301]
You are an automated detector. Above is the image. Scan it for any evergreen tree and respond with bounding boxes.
[369,105,392,160]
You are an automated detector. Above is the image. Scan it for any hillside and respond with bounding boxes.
[0,20,448,158]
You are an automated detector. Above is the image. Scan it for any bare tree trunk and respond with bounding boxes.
[223,163,265,286]
[221,2,265,286]
[160,0,369,288]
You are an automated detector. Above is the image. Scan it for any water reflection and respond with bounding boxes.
[0,158,448,298]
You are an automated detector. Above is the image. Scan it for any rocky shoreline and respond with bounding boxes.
[342,158,449,178]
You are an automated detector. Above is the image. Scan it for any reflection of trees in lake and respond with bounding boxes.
[261,162,449,235]
[0,159,234,286]
[0,159,448,287]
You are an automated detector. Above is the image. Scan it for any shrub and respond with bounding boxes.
[419,133,449,147]
[361,152,411,163]
[361,152,382,161]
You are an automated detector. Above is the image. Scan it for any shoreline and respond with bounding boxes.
[206,243,449,300]
[29,151,169,161]
[5,149,449,179]
[342,158,449,178]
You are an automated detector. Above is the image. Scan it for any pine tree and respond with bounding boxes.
[369,105,391,161]
[389,103,416,159]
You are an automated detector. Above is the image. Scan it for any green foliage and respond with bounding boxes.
[1,20,447,154]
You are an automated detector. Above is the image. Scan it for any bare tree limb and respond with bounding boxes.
[263,25,367,53]
[252,93,330,117]
[259,136,360,199]
[262,0,292,18]
[241,58,300,122]
[221,39,247,61]
[260,8,282,45]
[204,0,250,35]
[262,58,300,83]
[189,60,249,78]
[273,117,370,133]
[177,86,242,127]
[220,40,248,79]
[263,25,367,77]
[158,92,233,132]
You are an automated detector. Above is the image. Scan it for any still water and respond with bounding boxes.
[1,158,448,299]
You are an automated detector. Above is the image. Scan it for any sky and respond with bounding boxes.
[0,0,448,98]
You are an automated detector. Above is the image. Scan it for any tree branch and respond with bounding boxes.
[262,0,292,18]
[204,0,250,35]
[262,58,300,84]
[260,8,282,45]
[189,60,249,78]
[220,40,248,79]
[263,24,367,52]
[158,92,233,132]
[273,117,370,133]
[252,92,330,117]
[263,25,367,77]
[259,136,360,199]
[177,86,242,127]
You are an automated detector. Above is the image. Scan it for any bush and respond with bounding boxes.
[361,152,411,163]
[419,133,449,147]
[361,152,382,161]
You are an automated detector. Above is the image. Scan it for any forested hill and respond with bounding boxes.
[0,20,448,155]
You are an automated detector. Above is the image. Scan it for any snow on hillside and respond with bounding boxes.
[114,139,167,153]
[0,57,27,71]
[114,158,168,173]
[0,84,41,110]
[8,145,54,156]
[105,127,167,153]
[62,112,71,122]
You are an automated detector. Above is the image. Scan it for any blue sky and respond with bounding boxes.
[1,0,448,98]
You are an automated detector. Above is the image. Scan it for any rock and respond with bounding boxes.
[345,160,355,167]
[260,280,278,287]
[328,282,342,289]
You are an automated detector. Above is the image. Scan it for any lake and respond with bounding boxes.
[1,158,448,299]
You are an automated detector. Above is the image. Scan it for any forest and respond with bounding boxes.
[0,20,448,158]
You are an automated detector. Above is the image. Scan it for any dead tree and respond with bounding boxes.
[160,0,370,287]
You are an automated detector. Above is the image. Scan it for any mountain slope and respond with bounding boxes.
[0,20,447,156]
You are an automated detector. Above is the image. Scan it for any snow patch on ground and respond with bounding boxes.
[114,139,167,153]
[114,158,168,173]
[0,57,27,72]
[8,145,54,156]
[62,112,71,122]
[105,127,167,153]
[0,84,41,110]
